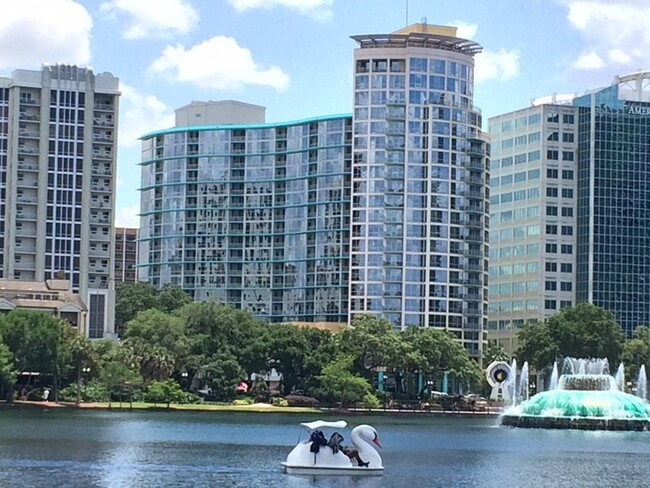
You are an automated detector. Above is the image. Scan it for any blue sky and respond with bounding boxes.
[0,0,647,227]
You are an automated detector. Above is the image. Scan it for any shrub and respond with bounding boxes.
[272,397,289,407]
[26,388,45,401]
[285,394,319,407]
[232,397,254,406]
[361,392,381,409]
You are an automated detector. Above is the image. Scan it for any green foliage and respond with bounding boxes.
[517,304,625,370]
[318,355,373,407]
[0,341,17,400]
[272,397,289,407]
[337,315,403,378]
[144,380,186,406]
[115,282,189,337]
[59,382,109,403]
[232,397,254,405]
[361,392,381,409]
[483,340,509,368]
[622,326,650,379]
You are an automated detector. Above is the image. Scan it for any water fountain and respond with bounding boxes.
[518,362,529,401]
[501,357,650,431]
[509,359,517,408]
[637,365,647,401]
[548,361,559,391]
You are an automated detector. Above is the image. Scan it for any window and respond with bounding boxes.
[561,225,573,236]
[560,282,573,291]
[529,113,541,125]
[561,207,573,217]
[528,169,540,180]
[546,262,557,272]
[560,300,572,309]
[546,224,557,234]
[545,300,557,310]
[547,168,558,178]
[546,131,559,141]
[545,281,557,291]
[514,171,526,182]
[562,151,574,161]
[561,263,572,273]
[562,170,574,179]
[546,243,557,253]
[528,150,540,161]
[547,112,559,123]
[562,188,574,198]
[562,113,575,124]
[546,206,558,216]
[528,132,540,143]
[546,187,558,197]
[547,150,559,160]
[562,132,574,143]
[561,244,573,254]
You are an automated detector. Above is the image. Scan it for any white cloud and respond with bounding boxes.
[564,0,650,70]
[118,83,175,148]
[475,49,520,83]
[228,0,333,20]
[115,202,141,228]
[574,51,605,69]
[149,36,290,91]
[607,49,632,65]
[100,0,198,39]
[0,0,91,70]
[450,20,478,40]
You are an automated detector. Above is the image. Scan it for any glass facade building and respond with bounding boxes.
[348,24,489,358]
[139,112,352,323]
[574,76,650,335]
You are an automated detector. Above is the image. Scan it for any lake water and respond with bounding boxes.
[1,408,649,487]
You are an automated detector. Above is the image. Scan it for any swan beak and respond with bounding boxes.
[373,435,382,449]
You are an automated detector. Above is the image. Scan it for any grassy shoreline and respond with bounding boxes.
[0,400,502,416]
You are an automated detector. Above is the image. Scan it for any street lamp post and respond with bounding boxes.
[181,372,189,390]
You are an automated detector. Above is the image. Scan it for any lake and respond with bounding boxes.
[0,408,649,487]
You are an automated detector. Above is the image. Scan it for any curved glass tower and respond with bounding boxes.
[139,104,351,323]
[349,24,489,357]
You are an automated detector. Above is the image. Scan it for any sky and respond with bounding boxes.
[0,0,648,228]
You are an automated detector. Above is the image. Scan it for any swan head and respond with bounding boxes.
[353,424,382,448]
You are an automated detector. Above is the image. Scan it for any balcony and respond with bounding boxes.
[94,103,114,111]
[19,98,40,105]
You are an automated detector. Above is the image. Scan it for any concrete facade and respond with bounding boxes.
[0,65,119,339]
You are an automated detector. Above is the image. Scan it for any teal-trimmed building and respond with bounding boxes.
[138,101,352,323]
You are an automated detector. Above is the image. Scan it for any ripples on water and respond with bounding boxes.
[0,409,649,487]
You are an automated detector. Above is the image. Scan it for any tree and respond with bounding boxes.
[318,355,374,407]
[337,315,402,378]
[61,327,98,405]
[483,340,510,368]
[115,282,159,336]
[157,284,191,314]
[0,341,17,402]
[0,309,69,401]
[621,326,650,379]
[517,304,625,371]
[122,309,188,382]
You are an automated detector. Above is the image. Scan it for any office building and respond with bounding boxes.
[115,227,138,283]
[138,101,351,323]
[487,97,578,354]
[348,24,490,358]
[0,65,119,338]
[489,71,650,350]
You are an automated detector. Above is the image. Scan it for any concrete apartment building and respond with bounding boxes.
[0,65,119,338]
[115,227,138,283]
[489,72,650,353]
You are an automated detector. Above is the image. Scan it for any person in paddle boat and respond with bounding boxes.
[327,432,369,467]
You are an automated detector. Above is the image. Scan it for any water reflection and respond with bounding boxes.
[0,410,649,488]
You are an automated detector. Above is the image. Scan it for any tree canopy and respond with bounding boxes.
[517,304,625,371]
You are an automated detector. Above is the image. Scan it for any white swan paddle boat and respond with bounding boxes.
[281,420,384,476]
